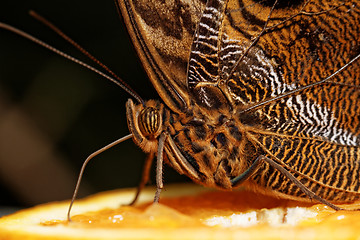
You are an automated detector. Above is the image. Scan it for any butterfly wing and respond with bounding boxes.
[187,0,360,200]
[224,0,360,143]
[117,0,206,112]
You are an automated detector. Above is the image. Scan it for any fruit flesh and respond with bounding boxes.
[1,184,360,240]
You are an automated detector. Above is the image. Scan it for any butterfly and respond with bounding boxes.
[116,0,360,209]
[1,0,358,211]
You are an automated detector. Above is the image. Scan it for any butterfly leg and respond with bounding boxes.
[127,152,154,206]
[154,132,167,203]
[231,156,263,187]
[259,155,343,211]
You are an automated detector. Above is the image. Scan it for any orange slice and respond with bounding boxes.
[0,183,359,239]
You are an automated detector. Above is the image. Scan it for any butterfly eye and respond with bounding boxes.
[138,107,161,137]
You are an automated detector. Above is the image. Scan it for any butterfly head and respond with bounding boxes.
[126,99,168,153]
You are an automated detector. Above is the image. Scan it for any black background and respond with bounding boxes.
[0,0,187,209]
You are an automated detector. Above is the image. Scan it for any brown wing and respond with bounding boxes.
[116,0,206,112]
[186,0,360,200]
[226,0,360,144]
[188,0,360,145]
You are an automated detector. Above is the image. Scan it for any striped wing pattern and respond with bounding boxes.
[117,0,206,112]
[187,0,360,200]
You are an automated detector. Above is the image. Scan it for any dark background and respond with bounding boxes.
[0,0,187,209]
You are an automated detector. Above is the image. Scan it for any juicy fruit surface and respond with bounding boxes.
[1,184,360,240]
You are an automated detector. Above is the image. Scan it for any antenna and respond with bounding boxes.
[0,17,144,105]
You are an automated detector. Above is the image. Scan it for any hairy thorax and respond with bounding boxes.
[165,103,260,190]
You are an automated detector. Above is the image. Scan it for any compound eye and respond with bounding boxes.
[138,107,160,137]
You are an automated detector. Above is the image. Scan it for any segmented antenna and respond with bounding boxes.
[0,14,144,105]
